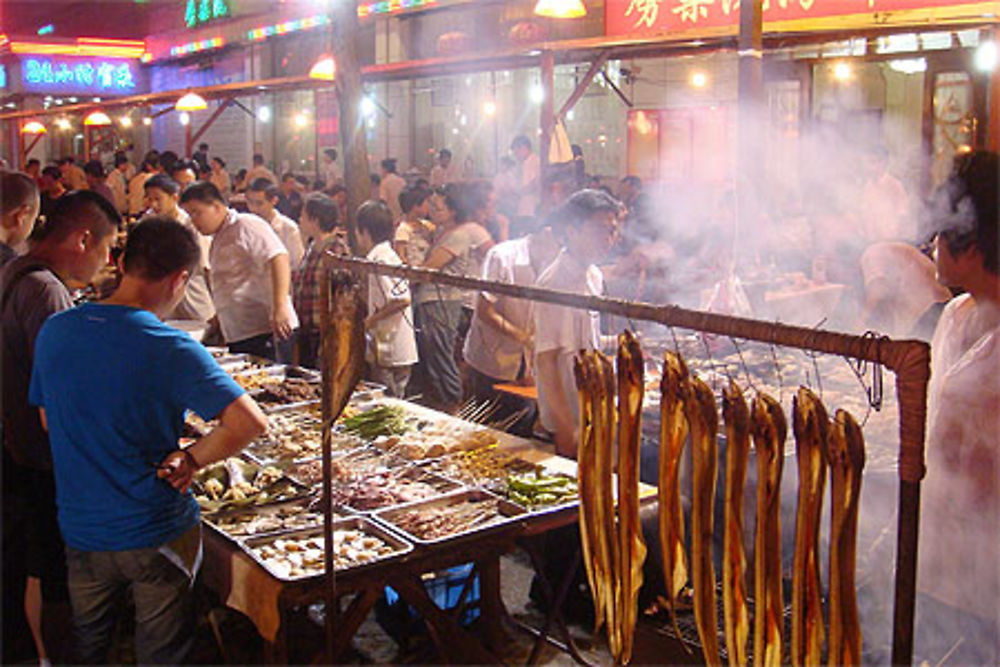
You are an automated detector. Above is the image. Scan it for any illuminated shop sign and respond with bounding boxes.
[185,0,230,28]
[0,65,6,89]
[606,0,984,36]
[21,57,137,94]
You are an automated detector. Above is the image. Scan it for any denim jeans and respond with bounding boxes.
[65,540,196,665]
[416,300,464,408]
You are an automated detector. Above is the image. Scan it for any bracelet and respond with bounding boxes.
[181,448,201,471]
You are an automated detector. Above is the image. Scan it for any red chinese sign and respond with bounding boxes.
[607,0,982,36]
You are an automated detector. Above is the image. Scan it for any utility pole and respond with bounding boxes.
[330,1,371,252]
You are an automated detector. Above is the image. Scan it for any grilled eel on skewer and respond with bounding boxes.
[722,381,751,667]
[321,270,367,423]
[687,375,721,665]
[828,409,865,666]
[791,387,829,667]
[751,393,786,667]
[593,352,620,654]
[658,351,691,648]
[616,332,646,665]
[574,355,602,632]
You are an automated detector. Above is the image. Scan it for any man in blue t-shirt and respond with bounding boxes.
[29,216,268,664]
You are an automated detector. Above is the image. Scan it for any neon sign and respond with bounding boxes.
[0,65,6,89]
[21,57,138,94]
[185,0,230,28]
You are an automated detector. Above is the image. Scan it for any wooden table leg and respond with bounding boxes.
[390,574,499,664]
[478,556,507,651]
[329,589,380,662]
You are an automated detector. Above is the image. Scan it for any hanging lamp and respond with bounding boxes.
[533,0,587,19]
[83,111,112,126]
[20,120,47,134]
[309,55,336,81]
[175,92,208,111]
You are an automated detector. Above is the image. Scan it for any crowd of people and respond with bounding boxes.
[1,131,997,664]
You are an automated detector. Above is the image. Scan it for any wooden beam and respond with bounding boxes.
[557,52,611,120]
[600,70,634,108]
[190,96,235,148]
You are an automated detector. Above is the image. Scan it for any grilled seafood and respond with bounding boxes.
[722,380,750,667]
[687,375,720,665]
[616,332,646,665]
[751,393,786,667]
[828,409,865,666]
[657,351,690,646]
[791,387,828,667]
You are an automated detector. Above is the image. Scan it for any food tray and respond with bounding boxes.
[242,516,413,581]
[371,489,526,546]
[338,468,465,515]
[204,497,344,543]
[193,458,315,516]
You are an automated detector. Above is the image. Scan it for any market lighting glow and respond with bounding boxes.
[357,0,438,19]
[975,40,998,72]
[483,100,497,116]
[293,113,308,128]
[169,36,224,58]
[529,84,544,104]
[175,92,207,111]
[309,55,336,81]
[178,112,190,126]
[119,115,133,128]
[533,0,587,19]
[56,118,72,130]
[691,71,708,88]
[361,96,377,119]
[142,117,152,126]
[248,14,329,41]
[257,106,271,123]
[83,111,112,126]
[10,37,146,59]
[833,61,853,81]
[888,58,927,75]
[20,121,47,134]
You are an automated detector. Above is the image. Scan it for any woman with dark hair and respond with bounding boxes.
[413,183,493,411]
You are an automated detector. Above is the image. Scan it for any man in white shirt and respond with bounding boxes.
[246,177,305,269]
[106,154,129,214]
[356,200,418,398]
[379,158,407,221]
[917,151,1000,666]
[533,189,621,457]
[463,217,559,434]
[322,148,342,188]
[430,149,458,188]
[246,153,277,186]
[511,135,540,218]
[143,174,215,324]
[180,181,298,362]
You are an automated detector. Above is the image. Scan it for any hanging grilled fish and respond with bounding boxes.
[751,393,785,667]
[722,380,750,667]
[320,268,367,424]
[791,387,829,667]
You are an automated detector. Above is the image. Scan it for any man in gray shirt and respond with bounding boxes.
[1,190,120,665]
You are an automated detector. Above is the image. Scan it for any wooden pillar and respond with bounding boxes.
[539,50,555,214]
[331,1,371,253]
[737,1,763,258]
[988,28,999,152]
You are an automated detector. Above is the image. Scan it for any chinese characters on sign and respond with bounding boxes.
[607,0,977,35]
[21,58,138,94]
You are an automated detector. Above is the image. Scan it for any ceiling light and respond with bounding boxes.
[175,92,207,111]
[533,0,587,19]
[257,106,271,123]
[483,100,497,116]
[83,111,112,126]
[361,96,376,118]
[309,55,336,81]
[20,121,47,135]
[142,117,152,126]
[975,40,997,72]
[530,84,544,104]
[119,116,133,128]
[293,113,308,128]
[691,72,708,88]
[56,118,71,130]
[179,112,190,126]
[833,61,853,81]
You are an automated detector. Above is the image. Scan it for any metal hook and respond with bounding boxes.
[768,321,784,403]
[729,336,757,394]
[698,332,723,393]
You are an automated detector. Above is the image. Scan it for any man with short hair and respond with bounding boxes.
[533,189,620,456]
[24,159,41,180]
[393,186,434,266]
[144,174,215,324]
[357,200,417,397]
[379,158,407,221]
[247,177,305,269]
[430,148,457,188]
[511,136,540,217]
[277,172,303,221]
[180,181,299,362]
[169,161,197,188]
[322,148,341,188]
[128,156,160,217]
[2,191,121,666]
[83,161,116,209]
[246,153,277,185]
[29,216,268,664]
[293,193,348,369]
[192,142,210,173]
[39,167,67,222]
[107,154,130,214]
[0,171,40,266]
[58,157,88,191]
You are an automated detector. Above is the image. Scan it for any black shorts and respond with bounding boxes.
[8,461,68,600]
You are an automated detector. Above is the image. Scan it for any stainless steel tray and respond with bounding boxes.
[241,516,414,582]
[204,496,343,543]
[193,458,315,516]
[338,468,465,515]
[371,488,526,546]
